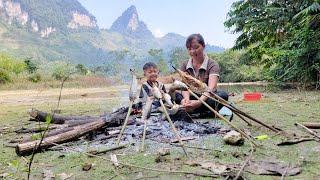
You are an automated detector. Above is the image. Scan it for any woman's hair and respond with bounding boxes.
[186,34,205,49]
[143,62,158,71]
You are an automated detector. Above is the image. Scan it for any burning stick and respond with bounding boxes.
[186,88,258,147]
[153,85,188,156]
[116,69,138,145]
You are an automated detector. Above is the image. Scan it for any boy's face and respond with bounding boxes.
[144,67,159,82]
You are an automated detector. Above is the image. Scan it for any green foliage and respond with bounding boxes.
[209,50,264,82]
[225,0,320,84]
[45,114,53,125]
[28,73,41,83]
[31,133,41,141]
[158,58,169,74]
[51,61,75,81]
[0,53,26,83]
[18,0,96,32]
[75,64,89,75]
[0,68,11,83]
[24,58,38,74]
[0,53,26,74]
[147,48,170,74]
[169,47,189,68]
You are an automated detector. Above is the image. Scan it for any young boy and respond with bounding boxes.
[138,62,167,109]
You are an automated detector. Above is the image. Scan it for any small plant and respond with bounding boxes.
[0,68,11,83]
[28,73,41,83]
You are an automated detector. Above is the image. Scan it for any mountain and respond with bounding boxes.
[110,5,153,39]
[0,0,98,37]
[0,2,224,66]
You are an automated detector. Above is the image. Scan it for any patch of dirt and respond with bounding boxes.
[0,86,129,106]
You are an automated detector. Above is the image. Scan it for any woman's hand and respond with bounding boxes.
[184,100,202,112]
[181,98,190,106]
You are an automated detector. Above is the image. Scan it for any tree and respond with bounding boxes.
[225,0,320,84]
[147,48,169,73]
[24,58,38,74]
[169,47,189,68]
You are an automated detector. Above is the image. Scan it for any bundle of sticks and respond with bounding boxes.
[171,66,283,145]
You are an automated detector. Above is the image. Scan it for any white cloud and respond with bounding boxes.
[152,28,165,38]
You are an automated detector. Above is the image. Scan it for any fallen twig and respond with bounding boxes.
[235,143,255,179]
[170,136,197,143]
[148,138,222,152]
[281,165,289,180]
[277,137,315,146]
[295,122,320,140]
[87,144,128,155]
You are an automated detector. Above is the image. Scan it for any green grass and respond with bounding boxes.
[0,88,319,179]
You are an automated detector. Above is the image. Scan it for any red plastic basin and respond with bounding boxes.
[244,92,262,101]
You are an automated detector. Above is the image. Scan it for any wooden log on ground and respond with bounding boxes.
[301,122,320,129]
[16,119,106,156]
[16,107,129,155]
[29,109,100,124]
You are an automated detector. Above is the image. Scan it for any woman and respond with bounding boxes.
[176,34,228,113]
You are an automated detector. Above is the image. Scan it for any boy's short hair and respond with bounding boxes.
[186,34,205,49]
[143,62,158,71]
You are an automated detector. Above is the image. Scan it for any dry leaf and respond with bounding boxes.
[200,162,228,174]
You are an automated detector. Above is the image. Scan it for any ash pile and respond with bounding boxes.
[97,113,223,145]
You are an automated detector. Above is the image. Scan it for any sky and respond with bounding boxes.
[78,0,238,48]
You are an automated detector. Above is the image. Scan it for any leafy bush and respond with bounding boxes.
[24,58,38,74]
[209,50,264,82]
[28,73,41,83]
[51,61,76,81]
[0,53,26,74]
[0,69,11,83]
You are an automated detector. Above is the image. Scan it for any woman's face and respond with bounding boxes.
[187,39,204,58]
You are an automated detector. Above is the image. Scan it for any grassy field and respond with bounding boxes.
[0,86,319,179]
